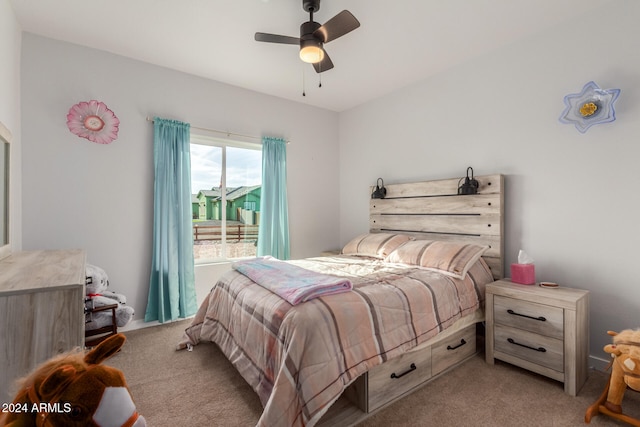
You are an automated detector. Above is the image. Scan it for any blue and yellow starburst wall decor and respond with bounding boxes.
[559,81,620,133]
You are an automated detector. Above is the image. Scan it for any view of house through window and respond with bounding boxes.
[190,135,262,263]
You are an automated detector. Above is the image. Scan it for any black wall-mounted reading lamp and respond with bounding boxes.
[371,178,387,199]
[457,167,479,195]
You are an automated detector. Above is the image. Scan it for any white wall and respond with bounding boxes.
[0,0,22,252]
[20,34,340,324]
[339,1,640,366]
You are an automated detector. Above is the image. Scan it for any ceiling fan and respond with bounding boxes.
[255,0,360,73]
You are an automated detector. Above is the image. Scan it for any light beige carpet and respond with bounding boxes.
[106,320,640,426]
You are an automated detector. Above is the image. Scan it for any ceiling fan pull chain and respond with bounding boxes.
[317,50,322,87]
[302,68,306,96]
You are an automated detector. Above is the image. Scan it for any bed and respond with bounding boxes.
[179,173,504,427]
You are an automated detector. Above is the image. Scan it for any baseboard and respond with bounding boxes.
[118,316,194,333]
[589,354,611,372]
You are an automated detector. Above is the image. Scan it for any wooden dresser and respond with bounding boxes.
[485,279,589,396]
[0,249,86,401]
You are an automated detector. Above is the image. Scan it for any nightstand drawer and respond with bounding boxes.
[494,324,564,372]
[494,295,563,340]
[432,324,476,376]
[367,342,432,411]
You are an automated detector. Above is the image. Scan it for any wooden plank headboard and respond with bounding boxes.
[370,174,504,279]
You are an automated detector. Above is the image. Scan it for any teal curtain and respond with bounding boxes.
[145,117,198,323]
[257,137,290,260]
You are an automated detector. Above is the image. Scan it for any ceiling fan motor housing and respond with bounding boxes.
[300,21,322,40]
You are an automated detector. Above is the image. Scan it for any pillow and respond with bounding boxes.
[385,240,489,279]
[342,233,412,259]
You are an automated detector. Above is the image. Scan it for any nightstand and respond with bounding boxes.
[485,279,589,396]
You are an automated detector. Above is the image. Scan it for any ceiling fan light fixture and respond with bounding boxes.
[299,40,324,63]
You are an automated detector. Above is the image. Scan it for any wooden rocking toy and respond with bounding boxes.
[585,330,640,426]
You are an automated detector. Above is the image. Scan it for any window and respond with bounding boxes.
[190,135,262,263]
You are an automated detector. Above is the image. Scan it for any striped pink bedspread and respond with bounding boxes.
[232,256,352,305]
[179,255,494,426]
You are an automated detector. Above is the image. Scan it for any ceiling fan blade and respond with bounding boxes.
[254,32,300,45]
[314,10,360,43]
[312,49,334,73]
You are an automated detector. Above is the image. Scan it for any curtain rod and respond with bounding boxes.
[145,117,290,144]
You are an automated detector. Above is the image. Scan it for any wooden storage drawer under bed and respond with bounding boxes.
[432,324,477,376]
[362,323,477,412]
[366,339,432,412]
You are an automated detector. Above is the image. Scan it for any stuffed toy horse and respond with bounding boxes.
[0,333,145,427]
[585,329,640,426]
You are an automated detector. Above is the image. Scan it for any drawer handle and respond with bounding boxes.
[507,338,546,353]
[447,338,467,351]
[390,363,417,379]
[507,309,546,322]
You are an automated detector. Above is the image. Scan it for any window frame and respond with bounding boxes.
[190,134,262,264]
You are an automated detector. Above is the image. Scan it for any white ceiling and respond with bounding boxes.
[10,0,611,112]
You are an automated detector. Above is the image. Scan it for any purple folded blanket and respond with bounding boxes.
[232,256,353,305]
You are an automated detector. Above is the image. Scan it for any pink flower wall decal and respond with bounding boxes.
[67,100,120,144]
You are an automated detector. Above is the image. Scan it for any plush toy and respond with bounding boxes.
[85,264,134,329]
[0,333,146,427]
[585,329,640,426]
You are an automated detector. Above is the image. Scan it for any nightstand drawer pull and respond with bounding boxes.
[507,338,547,353]
[447,338,467,351]
[507,309,546,322]
[390,363,417,379]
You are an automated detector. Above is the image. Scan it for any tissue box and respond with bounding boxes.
[511,263,535,285]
